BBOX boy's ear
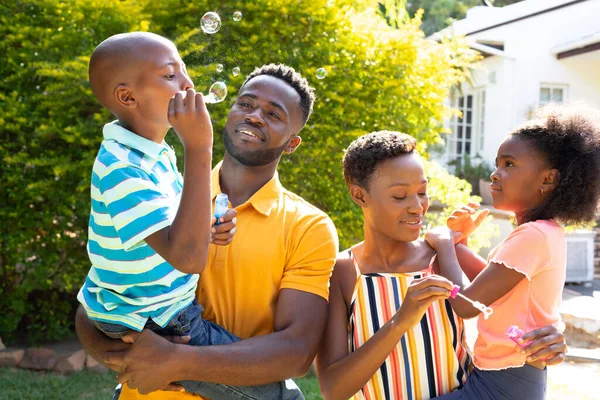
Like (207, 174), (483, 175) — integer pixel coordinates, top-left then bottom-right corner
(541, 168), (560, 193)
(115, 84), (137, 108)
(349, 184), (369, 208)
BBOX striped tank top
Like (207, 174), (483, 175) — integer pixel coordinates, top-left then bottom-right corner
(349, 251), (471, 400)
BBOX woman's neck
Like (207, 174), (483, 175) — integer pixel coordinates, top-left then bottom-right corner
(356, 225), (433, 274)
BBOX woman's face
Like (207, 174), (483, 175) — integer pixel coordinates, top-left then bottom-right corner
(361, 153), (429, 242)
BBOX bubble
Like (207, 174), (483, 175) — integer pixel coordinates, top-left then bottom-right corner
(201, 12), (221, 34)
(232, 67), (240, 76)
(216, 64), (224, 73)
(316, 68), (327, 79)
(233, 11), (242, 22)
(57, 27), (63, 31)
(205, 81), (228, 104)
(34, 52), (38, 56)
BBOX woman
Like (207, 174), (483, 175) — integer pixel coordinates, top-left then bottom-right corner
(316, 131), (567, 400)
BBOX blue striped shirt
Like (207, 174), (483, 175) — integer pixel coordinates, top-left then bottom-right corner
(77, 121), (198, 331)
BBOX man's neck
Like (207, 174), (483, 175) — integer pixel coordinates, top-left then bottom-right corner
(219, 153), (280, 207)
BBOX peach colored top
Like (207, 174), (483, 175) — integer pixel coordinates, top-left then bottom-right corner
(474, 220), (566, 370)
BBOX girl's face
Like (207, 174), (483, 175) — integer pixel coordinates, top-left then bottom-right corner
(490, 135), (552, 216)
(358, 153), (429, 242)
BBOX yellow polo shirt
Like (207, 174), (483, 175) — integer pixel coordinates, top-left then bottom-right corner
(119, 162), (338, 399)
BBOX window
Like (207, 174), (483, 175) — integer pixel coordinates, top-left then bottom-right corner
(540, 84), (567, 104)
(447, 89), (486, 161)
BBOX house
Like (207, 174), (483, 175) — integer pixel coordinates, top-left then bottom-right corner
(431, 0), (600, 282)
(431, 0), (600, 169)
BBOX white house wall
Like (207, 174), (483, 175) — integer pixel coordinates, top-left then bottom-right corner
(443, 0), (600, 168)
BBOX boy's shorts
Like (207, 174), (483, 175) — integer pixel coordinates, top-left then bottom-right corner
(93, 299), (204, 339)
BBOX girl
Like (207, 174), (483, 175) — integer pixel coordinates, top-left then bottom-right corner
(426, 104), (600, 399)
(316, 130), (567, 400)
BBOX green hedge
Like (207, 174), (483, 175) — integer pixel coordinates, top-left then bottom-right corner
(0, 0), (481, 342)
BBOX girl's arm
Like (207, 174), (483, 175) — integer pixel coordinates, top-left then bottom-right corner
(455, 243), (488, 281)
(316, 255), (452, 400)
(427, 228), (525, 319)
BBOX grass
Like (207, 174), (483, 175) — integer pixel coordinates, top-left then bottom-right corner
(0, 368), (323, 400)
(4, 363), (598, 399)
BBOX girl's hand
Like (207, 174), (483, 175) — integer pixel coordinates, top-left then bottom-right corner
(395, 275), (453, 328)
(447, 202), (490, 242)
(211, 208), (237, 246)
(517, 324), (567, 366)
(424, 227), (462, 250)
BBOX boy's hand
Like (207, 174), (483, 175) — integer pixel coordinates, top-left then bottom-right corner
(168, 89), (213, 149)
(211, 208), (237, 246)
(424, 227), (462, 250)
(447, 202), (489, 243)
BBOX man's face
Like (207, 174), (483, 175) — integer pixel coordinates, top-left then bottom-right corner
(223, 75), (304, 167)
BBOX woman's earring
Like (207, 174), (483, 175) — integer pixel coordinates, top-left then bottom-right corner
(540, 188), (544, 195)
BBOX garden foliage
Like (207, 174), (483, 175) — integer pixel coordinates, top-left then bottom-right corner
(0, 0), (484, 342)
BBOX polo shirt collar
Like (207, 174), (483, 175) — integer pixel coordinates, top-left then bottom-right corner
(211, 161), (282, 216)
(103, 120), (168, 160)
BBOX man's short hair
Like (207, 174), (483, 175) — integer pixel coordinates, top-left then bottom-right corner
(243, 64), (315, 125)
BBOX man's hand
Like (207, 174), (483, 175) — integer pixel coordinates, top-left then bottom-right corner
(447, 202), (490, 244)
(516, 324), (567, 366)
(105, 330), (190, 394)
(169, 89), (213, 150)
(211, 208), (237, 246)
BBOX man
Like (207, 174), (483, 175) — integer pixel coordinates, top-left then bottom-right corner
(75, 64), (339, 399)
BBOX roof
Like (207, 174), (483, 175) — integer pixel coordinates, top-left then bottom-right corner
(429, 0), (590, 40)
(552, 31), (600, 59)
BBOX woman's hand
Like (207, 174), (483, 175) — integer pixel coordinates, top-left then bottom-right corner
(395, 275), (454, 328)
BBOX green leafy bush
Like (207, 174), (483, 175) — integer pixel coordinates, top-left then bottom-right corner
(0, 0), (483, 342)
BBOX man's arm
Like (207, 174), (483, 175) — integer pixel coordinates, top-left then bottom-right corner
(106, 289), (328, 394)
(75, 305), (130, 371)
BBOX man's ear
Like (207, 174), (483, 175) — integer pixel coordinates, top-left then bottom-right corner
(540, 168), (560, 193)
(349, 184), (369, 208)
(114, 84), (137, 108)
(284, 135), (302, 154)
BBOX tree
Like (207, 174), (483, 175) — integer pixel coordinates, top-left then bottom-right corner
(400, 0), (524, 36)
(0, 0), (481, 342)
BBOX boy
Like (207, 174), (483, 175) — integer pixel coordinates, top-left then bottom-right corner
(77, 32), (302, 399)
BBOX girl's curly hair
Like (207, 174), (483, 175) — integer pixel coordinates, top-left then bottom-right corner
(512, 103), (600, 224)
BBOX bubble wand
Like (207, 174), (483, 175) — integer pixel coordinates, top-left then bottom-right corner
(450, 285), (494, 320)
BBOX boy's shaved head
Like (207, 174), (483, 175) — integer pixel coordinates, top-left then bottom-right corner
(89, 32), (177, 110)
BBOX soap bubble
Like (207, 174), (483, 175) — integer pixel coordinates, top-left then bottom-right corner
(201, 12), (221, 34)
(205, 82), (228, 104)
(232, 67), (240, 76)
(233, 11), (242, 22)
(216, 64), (224, 73)
(316, 68), (327, 79)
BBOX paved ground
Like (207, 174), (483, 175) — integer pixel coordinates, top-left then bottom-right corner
(547, 360), (600, 400)
(563, 280), (600, 299)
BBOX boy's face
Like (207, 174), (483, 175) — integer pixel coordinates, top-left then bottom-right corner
(131, 41), (193, 130)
